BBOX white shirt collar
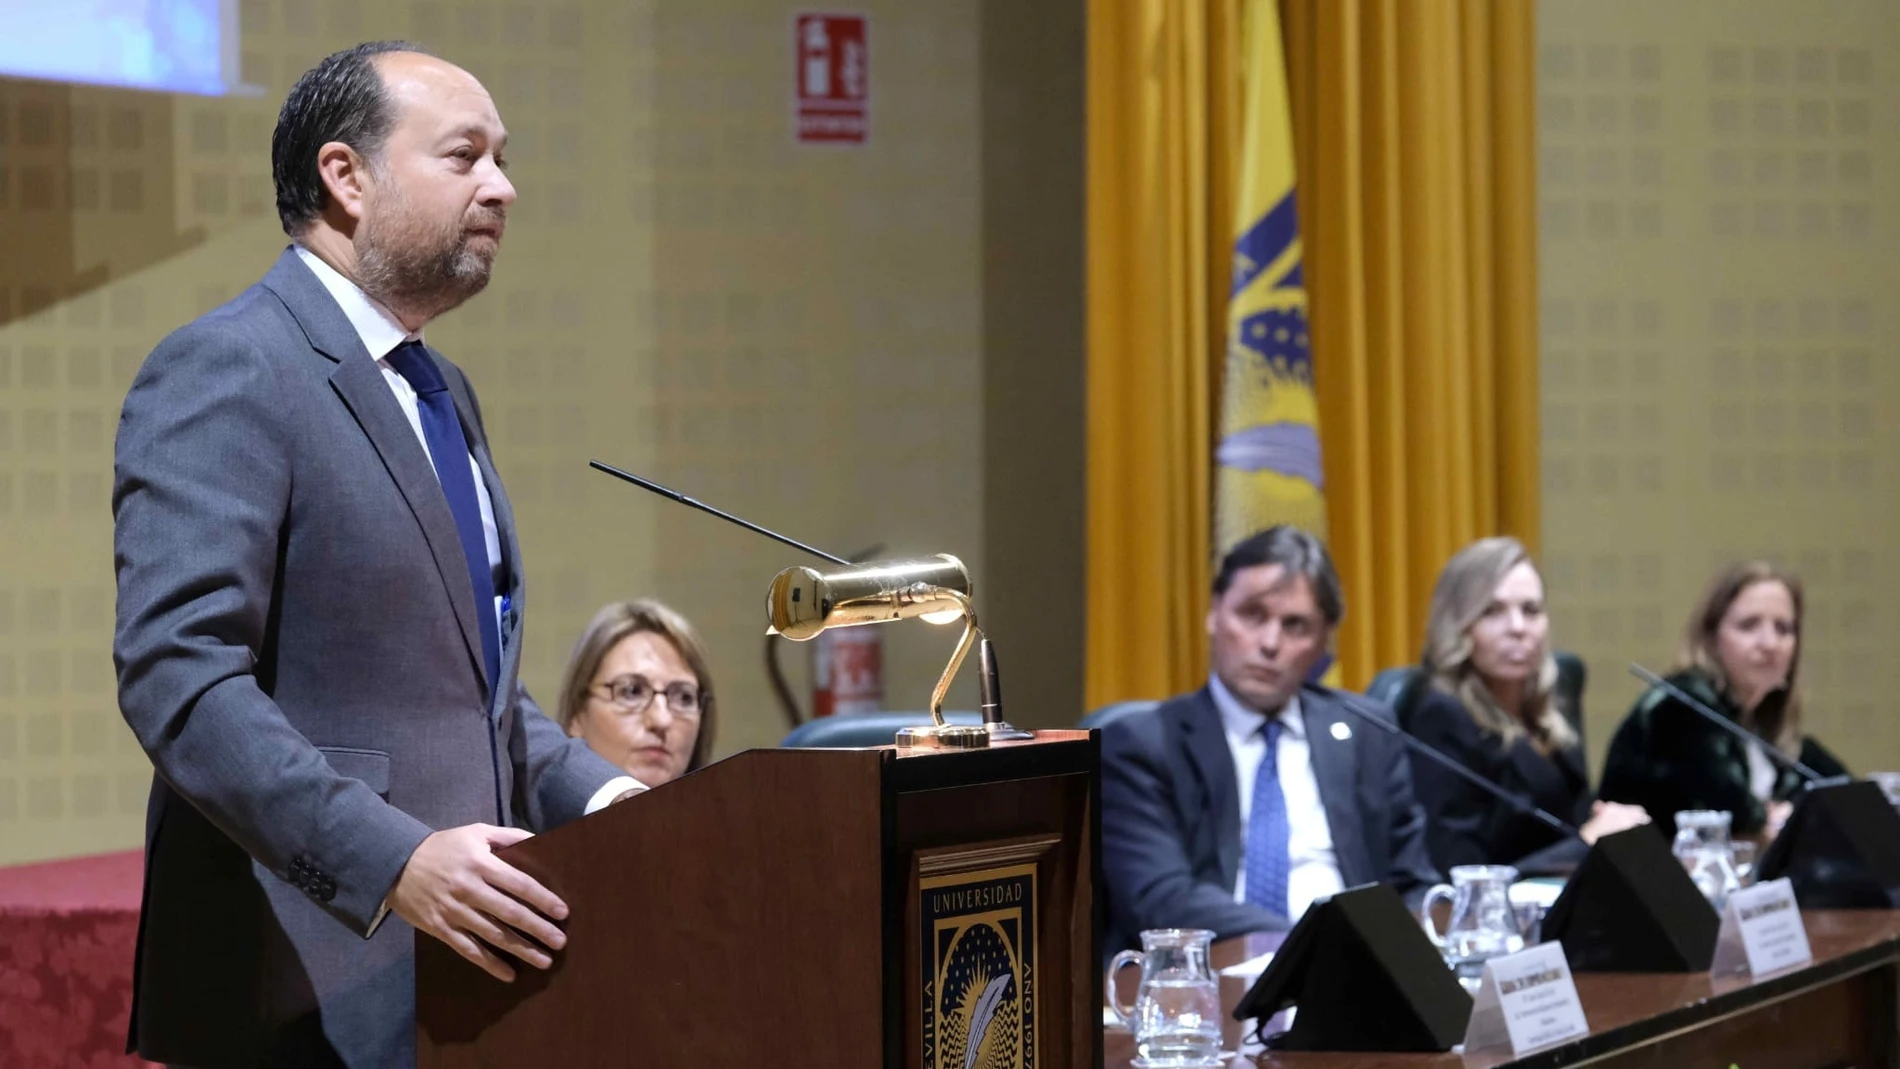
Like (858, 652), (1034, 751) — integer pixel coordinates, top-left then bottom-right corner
(1208, 673), (1304, 739)
(292, 244), (419, 360)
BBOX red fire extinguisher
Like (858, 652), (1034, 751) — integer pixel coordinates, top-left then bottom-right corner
(767, 545), (886, 726)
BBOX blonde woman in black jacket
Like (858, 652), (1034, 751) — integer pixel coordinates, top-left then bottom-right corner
(1409, 538), (1649, 874)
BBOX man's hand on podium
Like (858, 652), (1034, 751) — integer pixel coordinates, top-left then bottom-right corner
(610, 786), (647, 805)
(389, 823), (569, 983)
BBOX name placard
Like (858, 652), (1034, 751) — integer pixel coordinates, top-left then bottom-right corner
(1462, 942), (1590, 1057)
(1712, 878), (1812, 978)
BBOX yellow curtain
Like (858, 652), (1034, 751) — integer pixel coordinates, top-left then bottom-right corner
(1279, 0), (1540, 686)
(1084, 0), (1238, 709)
(1085, 0), (1538, 704)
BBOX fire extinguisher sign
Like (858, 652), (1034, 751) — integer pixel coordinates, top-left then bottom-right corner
(794, 12), (868, 145)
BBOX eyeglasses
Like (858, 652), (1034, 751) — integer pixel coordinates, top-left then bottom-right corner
(594, 675), (704, 717)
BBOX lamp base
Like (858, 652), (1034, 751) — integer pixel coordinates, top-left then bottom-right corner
(894, 724), (991, 750)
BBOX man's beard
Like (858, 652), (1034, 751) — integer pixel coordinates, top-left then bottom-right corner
(355, 184), (503, 324)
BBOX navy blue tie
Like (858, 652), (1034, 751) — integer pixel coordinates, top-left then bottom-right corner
(384, 341), (501, 698)
(1244, 718), (1291, 919)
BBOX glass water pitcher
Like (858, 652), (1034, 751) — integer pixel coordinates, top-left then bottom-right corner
(1672, 808), (1741, 910)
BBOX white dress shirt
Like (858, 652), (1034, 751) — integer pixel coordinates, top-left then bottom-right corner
(1208, 674), (1345, 923)
(295, 246), (641, 816)
(1745, 739), (1778, 803)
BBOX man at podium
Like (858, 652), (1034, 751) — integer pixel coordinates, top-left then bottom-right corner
(1100, 526), (1438, 951)
(111, 42), (639, 1068)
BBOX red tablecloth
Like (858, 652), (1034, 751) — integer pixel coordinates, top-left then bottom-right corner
(0, 849), (157, 1068)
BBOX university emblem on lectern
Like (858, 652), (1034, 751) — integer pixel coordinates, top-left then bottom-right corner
(920, 863), (1037, 1069)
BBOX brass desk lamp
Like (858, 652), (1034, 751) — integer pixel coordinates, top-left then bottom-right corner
(766, 555), (1032, 749)
(589, 461), (1032, 749)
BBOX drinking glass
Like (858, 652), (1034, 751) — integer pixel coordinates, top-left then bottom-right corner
(1730, 840), (1758, 887)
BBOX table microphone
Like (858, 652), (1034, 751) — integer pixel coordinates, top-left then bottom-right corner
(1626, 664), (1824, 784)
(1328, 695), (1582, 840)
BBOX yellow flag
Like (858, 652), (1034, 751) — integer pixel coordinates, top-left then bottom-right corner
(1217, 0), (1324, 553)
(1218, 2), (1338, 684)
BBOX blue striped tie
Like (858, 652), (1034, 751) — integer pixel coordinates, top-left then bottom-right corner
(1244, 718), (1291, 919)
(384, 341), (501, 698)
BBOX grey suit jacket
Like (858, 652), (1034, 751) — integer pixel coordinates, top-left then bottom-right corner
(1100, 683), (1440, 952)
(112, 247), (627, 1068)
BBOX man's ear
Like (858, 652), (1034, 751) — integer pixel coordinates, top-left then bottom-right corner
(315, 141), (371, 223)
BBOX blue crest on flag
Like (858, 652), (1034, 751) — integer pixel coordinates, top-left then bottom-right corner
(1221, 190), (1318, 488)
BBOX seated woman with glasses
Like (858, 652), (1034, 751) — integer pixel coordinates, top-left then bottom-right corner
(556, 599), (718, 787)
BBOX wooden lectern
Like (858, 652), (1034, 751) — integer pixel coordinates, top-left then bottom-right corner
(417, 730), (1101, 1068)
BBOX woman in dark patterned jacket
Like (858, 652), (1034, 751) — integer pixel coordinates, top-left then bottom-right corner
(1600, 560), (1848, 836)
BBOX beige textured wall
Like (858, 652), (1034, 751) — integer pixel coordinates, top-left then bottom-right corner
(0, 0), (986, 866)
(1537, 0), (1900, 776)
(979, 0), (1085, 734)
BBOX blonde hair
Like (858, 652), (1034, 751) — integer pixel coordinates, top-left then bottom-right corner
(1674, 560), (1803, 755)
(1422, 537), (1575, 750)
(556, 599), (718, 771)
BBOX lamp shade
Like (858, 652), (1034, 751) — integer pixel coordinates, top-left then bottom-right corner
(766, 554), (973, 640)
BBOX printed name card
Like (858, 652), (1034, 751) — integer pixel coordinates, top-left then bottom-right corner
(1712, 878), (1812, 978)
(1462, 942), (1590, 1057)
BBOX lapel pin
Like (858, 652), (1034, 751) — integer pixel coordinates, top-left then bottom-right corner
(1330, 721), (1352, 741)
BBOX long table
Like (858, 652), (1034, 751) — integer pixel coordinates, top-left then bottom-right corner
(1107, 911), (1900, 1068)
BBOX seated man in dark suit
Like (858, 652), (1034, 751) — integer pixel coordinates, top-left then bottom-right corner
(1102, 525), (1439, 950)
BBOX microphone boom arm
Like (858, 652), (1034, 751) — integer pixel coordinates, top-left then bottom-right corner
(1331, 697), (1581, 840)
(589, 460), (851, 566)
(1627, 664), (1824, 783)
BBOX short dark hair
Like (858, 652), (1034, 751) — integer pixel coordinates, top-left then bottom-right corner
(1212, 525), (1345, 625)
(271, 40), (433, 236)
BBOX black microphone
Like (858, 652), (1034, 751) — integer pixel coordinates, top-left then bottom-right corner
(1329, 696), (1582, 840)
(589, 460), (851, 566)
(1627, 664), (1824, 784)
